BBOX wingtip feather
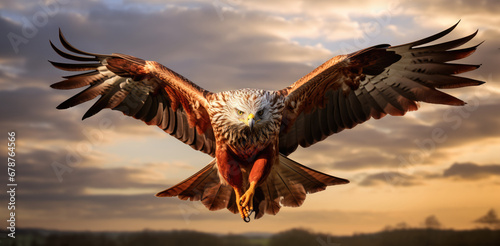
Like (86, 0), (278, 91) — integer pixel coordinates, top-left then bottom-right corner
(58, 29), (104, 58)
(155, 191), (170, 197)
(49, 82), (60, 89)
(56, 103), (68, 110)
(390, 21), (463, 50)
(81, 111), (94, 120)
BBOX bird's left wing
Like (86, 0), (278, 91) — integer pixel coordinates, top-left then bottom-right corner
(279, 22), (484, 156)
(50, 30), (216, 157)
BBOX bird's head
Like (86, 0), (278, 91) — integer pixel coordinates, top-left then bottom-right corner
(211, 89), (284, 138)
(228, 89), (279, 131)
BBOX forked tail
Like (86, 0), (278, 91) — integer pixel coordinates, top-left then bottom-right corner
(156, 154), (349, 219)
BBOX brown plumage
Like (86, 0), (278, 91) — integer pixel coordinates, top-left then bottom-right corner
(50, 22), (483, 222)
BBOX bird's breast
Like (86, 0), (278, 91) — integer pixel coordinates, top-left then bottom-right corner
(228, 131), (272, 161)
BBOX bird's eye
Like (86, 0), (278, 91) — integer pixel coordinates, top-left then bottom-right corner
(257, 110), (264, 116)
(237, 110), (244, 115)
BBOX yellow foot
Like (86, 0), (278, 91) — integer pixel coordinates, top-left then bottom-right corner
(239, 182), (256, 222)
(234, 189), (247, 221)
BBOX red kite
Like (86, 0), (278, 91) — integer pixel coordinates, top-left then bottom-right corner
(50, 22), (483, 222)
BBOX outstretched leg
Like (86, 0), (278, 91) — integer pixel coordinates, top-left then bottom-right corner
(216, 147), (249, 221)
(239, 145), (275, 219)
(234, 188), (252, 221)
(240, 181), (257, 217)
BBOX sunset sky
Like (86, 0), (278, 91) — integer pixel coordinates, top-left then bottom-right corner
(1, 0), (499, 236)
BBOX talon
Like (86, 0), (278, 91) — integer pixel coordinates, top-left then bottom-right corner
(235, 189), (247, 220)
(239, 182), (256, 215)
(234, 182), (257, 222)
(243, 216), (250, 223)
(241, 206), (253, 223)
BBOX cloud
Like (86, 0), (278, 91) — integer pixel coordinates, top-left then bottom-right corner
(23, 193), (196, 221)
(358, 171), (422, 187)
(330, 151), (395, 170)
(1, 149), (168, 195)
(357, 162), (500, 187)
(402, 0), (500, 18)
(0, 88), (84, 142)
(443, 162), (500, 180)
(0, 147), (203, 223)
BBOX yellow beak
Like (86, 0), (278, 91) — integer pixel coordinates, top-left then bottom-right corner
(246, 113), (255, 130)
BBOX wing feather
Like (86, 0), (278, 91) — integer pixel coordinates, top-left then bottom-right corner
(372, 79), (406, 115)
(133, 95), (153, 120)
(318, 100), (331, 137)
(57, 29), (106, 58)
(399, 62), (480, 75)
(145, 95), (160, 124)
(311, 108), (325, 141)
(347, 91), (369, 123)
(50, 40), (97, 62)
(50, 30), (216, 157)
(343, 92), (358, 126)
(399, 46), (480, 63)
(409, 29), (477, 52)
(324, 91), (336, 134)
(55, 78), (109, 110)
(391, 20), (460, 48)
(51, 73), (105, 90)
(82, 82), (124, 119)
(279, 22), (483, 156)
(49, 61), (102, 71)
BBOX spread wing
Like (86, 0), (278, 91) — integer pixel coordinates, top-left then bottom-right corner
(279, 22), (484, 156)
(50, 30), (216, 157)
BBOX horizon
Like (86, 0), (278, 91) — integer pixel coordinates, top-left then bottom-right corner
(3, 227), (499, 246)
(4, 223), (500, 235)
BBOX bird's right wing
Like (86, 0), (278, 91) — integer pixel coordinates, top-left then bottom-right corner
(50, 30), (216, 157)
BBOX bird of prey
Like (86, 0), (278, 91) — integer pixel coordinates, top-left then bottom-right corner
(50, 22), (483, 222)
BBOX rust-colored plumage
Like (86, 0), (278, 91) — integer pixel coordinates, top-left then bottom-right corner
(50, 22), (484, 222)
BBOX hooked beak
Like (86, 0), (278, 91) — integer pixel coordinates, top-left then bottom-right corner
(246, 113), (255, 130)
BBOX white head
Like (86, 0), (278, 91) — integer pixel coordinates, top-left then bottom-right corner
(209, 89), (284, 145)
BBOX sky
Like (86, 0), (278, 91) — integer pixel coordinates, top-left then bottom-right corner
(0, 0), (499, 237)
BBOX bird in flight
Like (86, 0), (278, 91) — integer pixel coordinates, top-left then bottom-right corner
(50, 22), (483, 222)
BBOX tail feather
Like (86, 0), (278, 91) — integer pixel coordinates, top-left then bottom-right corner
(257, 180), (281, 217)
(156, 159), (238, 213)
(252, 154), (349, 219)
(273, 170), (307, 207)
(279, 154), (349, 192)
(226, 190), (238, 214)
(156, 155), (349, 219)
(200, 183), (233, 211)
(156, 159), (217, 200)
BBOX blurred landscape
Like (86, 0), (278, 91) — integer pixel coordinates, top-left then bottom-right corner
(1, 227), (499, 246)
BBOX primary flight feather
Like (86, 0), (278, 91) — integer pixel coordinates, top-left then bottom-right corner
(50, 22), (483, 222)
